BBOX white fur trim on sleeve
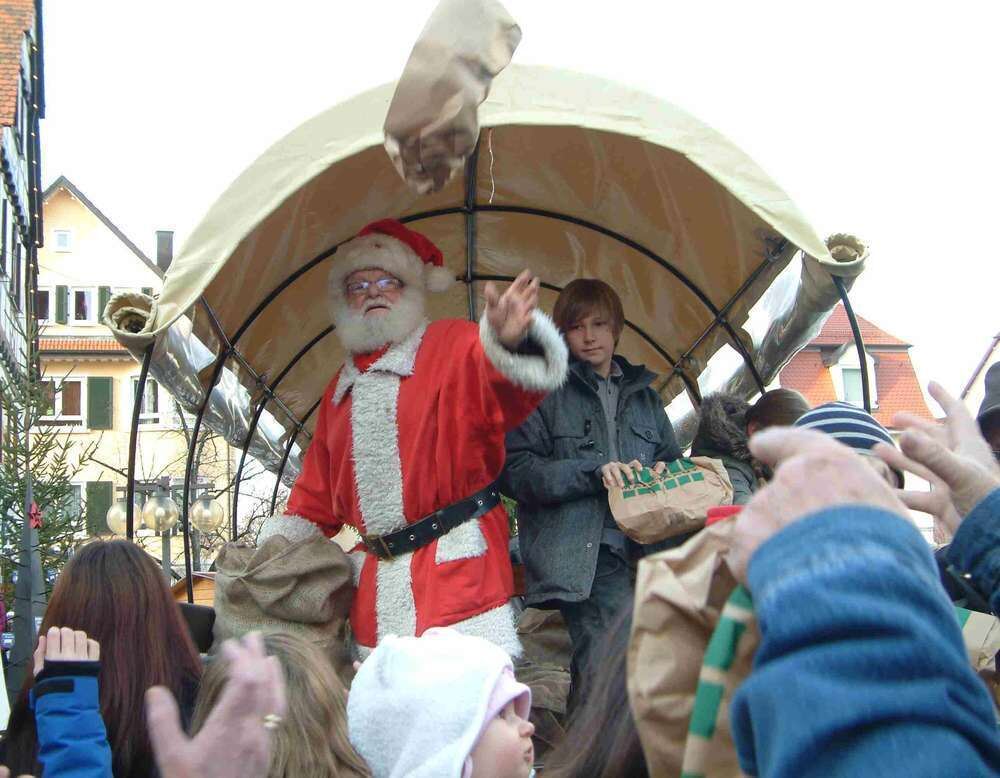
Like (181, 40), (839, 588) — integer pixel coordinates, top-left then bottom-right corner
(479, 309), (568, 393)
(257, 513), (323, 545)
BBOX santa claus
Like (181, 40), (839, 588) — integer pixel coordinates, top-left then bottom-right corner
(258, 219), (567, 657)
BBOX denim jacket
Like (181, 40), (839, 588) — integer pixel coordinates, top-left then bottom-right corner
(731, 506), (1000, 777)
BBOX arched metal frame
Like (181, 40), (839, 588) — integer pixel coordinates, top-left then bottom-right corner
(125, 155), (870, 600)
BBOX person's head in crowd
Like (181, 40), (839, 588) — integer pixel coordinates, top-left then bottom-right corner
(3, 539), (203, 778)
(691, 389), (811, 492)
(794, 401), (904, 487)
(348, 629), (534, 778)
(553, 279), (624, 378)
(192, 632), (369, 778)
(977, 361), (1000, 459)
(745, 388), (811, 434)
(542, 606), (647, 778)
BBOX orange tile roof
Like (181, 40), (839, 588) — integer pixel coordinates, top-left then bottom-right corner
(779, 350), (837, 405)
(872, 351), (934, 424)
(779, 347), (934, 427)
(811, 303), (910, 347)
(39, 337), (129, 354)
(0, 1), (33, 127)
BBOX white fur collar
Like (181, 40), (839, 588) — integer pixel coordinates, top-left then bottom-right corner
(332, 320), (429, 405)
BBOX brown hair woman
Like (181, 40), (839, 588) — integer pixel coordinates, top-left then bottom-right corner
(1, 539), (203, 777)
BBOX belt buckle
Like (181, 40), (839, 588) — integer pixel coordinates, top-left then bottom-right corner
(365, 534), (394, 560)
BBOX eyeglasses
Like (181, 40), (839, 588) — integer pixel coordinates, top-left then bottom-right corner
(345, 277), (403, 297)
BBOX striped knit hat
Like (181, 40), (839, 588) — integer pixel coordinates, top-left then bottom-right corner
(793, 401), (902, 486)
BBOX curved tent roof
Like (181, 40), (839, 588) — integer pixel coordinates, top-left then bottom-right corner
(107, 63), (858, 476)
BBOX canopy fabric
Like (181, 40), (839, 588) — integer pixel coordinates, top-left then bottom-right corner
(110, 64), (854, 448)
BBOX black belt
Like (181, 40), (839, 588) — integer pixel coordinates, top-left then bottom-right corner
(361, 480), (502, 560)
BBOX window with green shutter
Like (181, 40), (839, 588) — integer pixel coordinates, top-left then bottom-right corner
(98, 286), (111, 321)
(85, 481), (113, 535)
(86, 376), (113, 430)
(55, 285), (68, 324)
(141, 286), (153, 297)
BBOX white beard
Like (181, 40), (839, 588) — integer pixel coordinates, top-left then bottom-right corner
(332, 287), (426, 354)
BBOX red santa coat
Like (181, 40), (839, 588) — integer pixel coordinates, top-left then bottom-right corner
(275, 313), (567, 655)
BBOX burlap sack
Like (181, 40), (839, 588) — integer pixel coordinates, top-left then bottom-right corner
(515, 608), (572, 755)
(627, 519), (755, 778)
(213, 535), (355, 675)
(609, 458), (733, 544)
(383, 0), (521, 194)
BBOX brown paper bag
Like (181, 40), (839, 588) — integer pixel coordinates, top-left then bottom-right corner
(609, 457), (733, 544)
(383, 0), (521, 194)
(213, 535), (355, 676)
(957, 608), (1000, 672)
(627, 519), (755, 778)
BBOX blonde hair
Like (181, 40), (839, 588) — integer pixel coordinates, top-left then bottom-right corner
(192, 632), (370, 778)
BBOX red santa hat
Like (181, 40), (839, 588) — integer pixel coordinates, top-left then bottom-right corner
(331, 219), (455, 296)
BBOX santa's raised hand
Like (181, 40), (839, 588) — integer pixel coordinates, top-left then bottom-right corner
(484, 269), (540, 350)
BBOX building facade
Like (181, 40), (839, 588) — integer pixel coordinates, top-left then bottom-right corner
(36, 177), (235, 569)
(779, 303), (936, 538)
(0, 0), (43, 374)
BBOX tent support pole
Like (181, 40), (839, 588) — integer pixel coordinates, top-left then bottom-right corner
(231, 325), (336, 534)
(833, 275), (871, 413)
(464, 145), (480, 321)
(126, 345), (153, 540)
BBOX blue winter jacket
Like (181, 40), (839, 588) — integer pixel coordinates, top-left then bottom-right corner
(731, 504), (1000, 777)
(29, 660), (113, 777)
(942, 487), (1000, 615)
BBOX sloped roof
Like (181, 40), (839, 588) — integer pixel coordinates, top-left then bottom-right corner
(0, 1), (32, 127)
(873, 352), (934, 423)
(40, 337), (129, 354)
(810, 303), (910, 347)
(780, 343), (935, 427)
(43, 175), (163, 278)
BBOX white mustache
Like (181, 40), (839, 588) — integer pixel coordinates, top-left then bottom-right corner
(363, 297), (392, 313)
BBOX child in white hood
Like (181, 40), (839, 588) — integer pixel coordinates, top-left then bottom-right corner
(348, 628), (535, 778)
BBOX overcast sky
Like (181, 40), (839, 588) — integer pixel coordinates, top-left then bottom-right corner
(40, 0), (999, 400)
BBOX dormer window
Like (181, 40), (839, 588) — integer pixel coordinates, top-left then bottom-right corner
(831, 347), (878, 408)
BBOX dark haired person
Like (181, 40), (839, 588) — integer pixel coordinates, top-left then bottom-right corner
(691, 388), (811, 504)
(502, 278), (681, 708)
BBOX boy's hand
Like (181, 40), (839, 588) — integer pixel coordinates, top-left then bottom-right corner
(601, 461), (642, 489)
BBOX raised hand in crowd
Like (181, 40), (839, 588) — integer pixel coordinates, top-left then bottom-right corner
(727, 426), (910, 583)
(32, 625), (99, 676)
(146, 633), (286, 778)
(875, 381), (1000, 534)
(484, 269), (540, 349)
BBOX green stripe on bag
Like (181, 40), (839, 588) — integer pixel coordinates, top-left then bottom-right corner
(683, 585), (755, 778)
(689, 679), (725, 738)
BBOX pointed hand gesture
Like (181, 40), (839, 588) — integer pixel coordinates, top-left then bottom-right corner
(484, 270), (540, 350)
